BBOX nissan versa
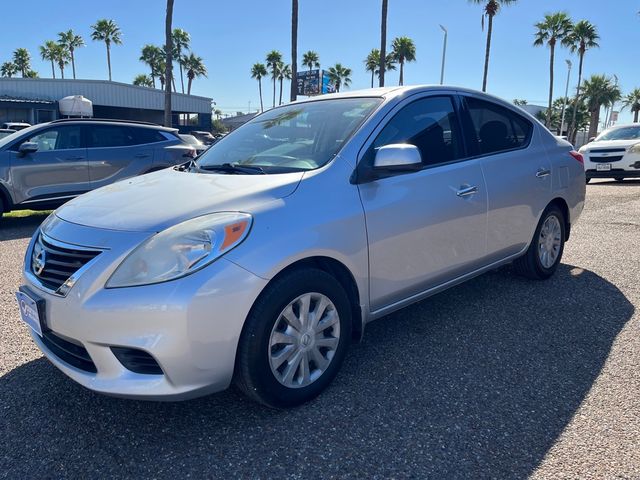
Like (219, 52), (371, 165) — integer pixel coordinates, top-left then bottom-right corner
(17, 86), (586, 408)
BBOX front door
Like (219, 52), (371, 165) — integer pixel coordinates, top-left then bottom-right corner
(9, 125), (90, 206)
(357, 95), (488, 312)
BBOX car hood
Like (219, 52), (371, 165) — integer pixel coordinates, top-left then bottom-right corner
(55, 168), (304, 232)
(582, 139), (638, 151)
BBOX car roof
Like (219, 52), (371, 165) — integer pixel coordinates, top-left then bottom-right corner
(44, 118), (177, 132)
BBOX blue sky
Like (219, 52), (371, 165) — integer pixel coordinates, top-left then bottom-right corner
(2, 0), (639, 122)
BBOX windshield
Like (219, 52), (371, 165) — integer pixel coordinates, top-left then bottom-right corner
(195, 98), (382, 173)
(596, 126), (640, 141)
(0, 131), (16, 140)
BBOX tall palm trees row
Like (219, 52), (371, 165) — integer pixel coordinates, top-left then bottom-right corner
(136, 29), (207, 95)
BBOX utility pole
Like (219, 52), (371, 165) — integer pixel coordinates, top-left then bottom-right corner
(439, 25), (447, 85)
(559, 59), (572, 136)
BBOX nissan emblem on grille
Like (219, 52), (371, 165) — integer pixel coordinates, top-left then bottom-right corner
(33, 249), (46, 276)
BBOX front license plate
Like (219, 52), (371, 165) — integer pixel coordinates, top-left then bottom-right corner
(596, 163), (611, 171)
(16, 290), (43, 337)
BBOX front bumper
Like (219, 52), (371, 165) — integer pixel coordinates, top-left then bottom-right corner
(22, 218), (268, 401)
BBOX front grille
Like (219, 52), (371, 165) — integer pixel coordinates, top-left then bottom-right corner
(589, 155), (624, 163)
(111, 347), (163, 375)
(41, 330), (97, 373)
(31, 234), (101, 293)
(588, 148), (627, 154)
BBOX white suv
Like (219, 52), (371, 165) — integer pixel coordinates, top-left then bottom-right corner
(579, 124), (640, 182)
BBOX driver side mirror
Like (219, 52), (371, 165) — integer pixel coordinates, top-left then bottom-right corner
(374, 144), (423, 171)
(18, 142), (39, 156)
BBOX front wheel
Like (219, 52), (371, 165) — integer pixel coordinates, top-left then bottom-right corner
(234, 268), (352, 408)
(514, 205), (566, 280)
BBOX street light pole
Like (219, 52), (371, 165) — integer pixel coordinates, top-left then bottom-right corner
(559, 59), (572, 136)
(439, 24), (447, 85)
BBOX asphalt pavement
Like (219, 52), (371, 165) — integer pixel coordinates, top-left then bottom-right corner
(1, 181), (639, 479)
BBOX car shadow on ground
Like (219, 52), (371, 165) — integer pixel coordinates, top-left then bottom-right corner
(0, 213), (48, 241)
(589, 179), (640, 187)
(0, 264), (633, 478)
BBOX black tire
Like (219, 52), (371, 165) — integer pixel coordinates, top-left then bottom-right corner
(513, 205), (566, 280)
(615, 177), (624, 182)
(234, 268), (352, 408)
(585, 178), (591, 184)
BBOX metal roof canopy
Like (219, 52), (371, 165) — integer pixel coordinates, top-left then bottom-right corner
(0, 78), (212, 114)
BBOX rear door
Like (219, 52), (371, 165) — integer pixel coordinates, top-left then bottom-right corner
(460, 95), (552, 261)
(86, 124), (156, 188)
(8, 125), (90, 206)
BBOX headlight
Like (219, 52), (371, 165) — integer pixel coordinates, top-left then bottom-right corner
(107, 212), (252, 288)
(629, 143), (640, 154)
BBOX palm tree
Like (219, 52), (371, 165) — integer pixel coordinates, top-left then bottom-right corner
(251, 63), (268, 112)
(302, 51), (320, 71)
(24, 70), (39, 78)
(164, 0), (174, 127)
(266, 50), (283, 108)
(172, 28), (190, 93)
(133, 74), (154, 87)
(0, 62), (18, 78)
(469, 0), (517, 92)
(327, 63), (352, 93)
(391, 36), (416, 86)
(533, 12), (574, 127)
(140, 44), (164, 88)
(57, 30), (84, 79)
(564, 20), (599, 142)
(365, 49), (396, 88)
(183, 53), (207, 95)
(582, 74), (622, 139)
(54, 44), (71, 79)
(39, 41), (58, 78)
(622, 88), (640, 123)
(290, 0), (298, 102)
(12, 48), (31, 77)
(278, 63), (292, 105)
(90, 19), (122, 81)
(379, 0), (388, 87)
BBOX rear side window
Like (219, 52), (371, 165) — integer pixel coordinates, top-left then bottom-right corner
(366, 96), (465, 167)
(131, 127), (169, 144)
(88, 125), (134, 148)
(465, 97), (532, 155)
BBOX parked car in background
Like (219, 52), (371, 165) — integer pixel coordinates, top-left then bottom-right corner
(179, 133), (208, 154)
(0, 129), (16, 139)
(2, 122), (31, 131)
(579, 124), (640, 182)
(190, 130), (216, 145)
(17, 86), (585, 408)
(0, 118), (196, 218)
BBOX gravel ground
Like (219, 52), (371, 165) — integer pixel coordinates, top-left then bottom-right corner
(1, 181), (639, 479)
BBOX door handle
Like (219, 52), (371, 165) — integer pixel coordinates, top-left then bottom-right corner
(536, 168), (551, 178)
(66, 156), (85, 161)
(135, 153), (150, 158)
(456, 185), (479, 197)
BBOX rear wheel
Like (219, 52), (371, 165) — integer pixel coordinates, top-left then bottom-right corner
(514, 205), (565, 280)
(234, 268), (352, 408)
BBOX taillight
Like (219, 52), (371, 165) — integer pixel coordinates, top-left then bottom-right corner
(569, 150), (583, 164)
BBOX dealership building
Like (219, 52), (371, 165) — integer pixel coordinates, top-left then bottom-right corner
(0, 78), (213, 131)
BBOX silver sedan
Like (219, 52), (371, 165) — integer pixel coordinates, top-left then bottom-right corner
(17, 86), (585, 407)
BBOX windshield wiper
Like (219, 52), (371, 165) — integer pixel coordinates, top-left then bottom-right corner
(196, 163), (266, 175)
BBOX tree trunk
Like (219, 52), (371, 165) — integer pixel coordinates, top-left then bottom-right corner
(379, 0), (388, 87)
(60, 64), (65, 79)
(279, 78), (283, 105)
(71, 49), (76, 79)
(588, 108), (599, 139)
(371, 70), (374, 88)
(546, 42), (555, 127)
(50, 60), (55, 79)
(188, 77), (193, 95)
(290, 0), (298, 102)
(180, 62), (185, 94)
(164, 0), (174, 127)
(106, 42), (112, 81)
(635, 110), (639, 123)
(399, 61), (404, 86)
(482, 13), (493, 92)
(258, 78), (264, 112)
(151, 74), (156, 89)
(273, 78), (276, 108)
(569, 51), (584, 143)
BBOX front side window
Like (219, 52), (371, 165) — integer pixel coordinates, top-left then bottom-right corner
(365, 96), (465, 167)
(465, 97), (533, 155)
(196, 98), (382, 173)
(25, 126), (83, 151)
